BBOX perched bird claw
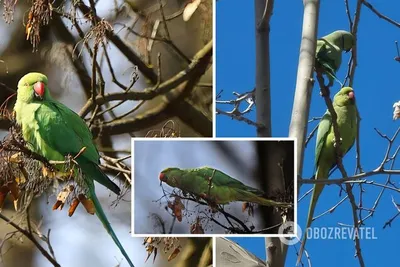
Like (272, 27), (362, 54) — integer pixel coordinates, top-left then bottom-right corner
(42, 166), (55, 178)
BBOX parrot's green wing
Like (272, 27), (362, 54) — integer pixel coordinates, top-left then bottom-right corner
(49, 101), (98, 161)
(315, 30), (354, 87)
(32, 102), (93, 157)
(315, 111), (332, 170)
(34, 100), (120, 194)
(297, 87), (357, 266)
(192, 167), (262, 193)
(316, 41), (340, 69)
(160, 167), (292, 208)
(315, 42), (340, 83)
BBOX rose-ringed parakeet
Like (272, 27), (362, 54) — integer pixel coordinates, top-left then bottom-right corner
(159, 167), (292, 208)
(14, 73), (134, 267)
(316, 30), (355, 87)
(297, 87), (357, 265)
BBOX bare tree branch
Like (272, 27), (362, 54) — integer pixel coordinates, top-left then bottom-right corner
(255, 0), (273, 137)
(0, 213), (60, 267)
(288, 0), (320, 181)
(363, 1), (400, 28)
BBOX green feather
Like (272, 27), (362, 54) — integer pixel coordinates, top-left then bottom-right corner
(85, 174), (133, 267)
(315, 30), (354, 86)
(14, 72), (133, 267)
(160, 166), (291, 208)
(297, 87), (357, 265)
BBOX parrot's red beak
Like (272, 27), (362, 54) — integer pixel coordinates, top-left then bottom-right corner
(33, 81), (45, 99)
(348, 91), (354, 99)
(159, 173), (166, 185)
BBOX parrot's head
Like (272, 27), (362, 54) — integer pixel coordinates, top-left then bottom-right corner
(335, 30), (355, 52)
(323, 30), (355, 52)
(159, 168), (181, 186)
(334, 87), (355, 107)
(17, 72), (50, 103)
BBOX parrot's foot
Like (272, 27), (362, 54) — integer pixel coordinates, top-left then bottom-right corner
(199, 193), (218, 212)
(62, 169), (74, 180)
(42, 166), (73, 180)
(332, 137), (343, 148)
(199, 193), (215, 203)
(42, 166), (56, 178)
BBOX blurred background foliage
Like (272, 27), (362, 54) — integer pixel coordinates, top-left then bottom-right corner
(0, 0), (213, 266)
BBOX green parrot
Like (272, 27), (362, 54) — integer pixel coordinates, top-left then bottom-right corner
(316, 30), (355, 86)
(297, 87), (357, 265)
(14, 73), (134, 267)
(159, 167), (292, 208)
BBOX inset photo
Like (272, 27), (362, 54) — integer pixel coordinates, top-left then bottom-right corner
(132, 138), (296, 235)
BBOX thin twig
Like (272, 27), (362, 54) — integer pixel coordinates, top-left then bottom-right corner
(0, 213), (60, 267)
(363, 1), (400, 28)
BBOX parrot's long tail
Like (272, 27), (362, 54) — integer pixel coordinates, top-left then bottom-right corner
(240, 190), (292, 208)
(76, 158), (120, 195)
(88, 185), (135, 267)
(320, 62), (343, 86)
(255, 196), (292, 208)
(296, 168), (328, 266)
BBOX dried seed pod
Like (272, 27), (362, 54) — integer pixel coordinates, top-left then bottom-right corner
(242, 202), (249, 213)
(78, 194), (95, 215)
(190, 217), (204, 234)
(52, 200), (63, 211)
(68, 198), (80, 217)
(0, 186), (9, 208)
(168, 247), (180, 261)
(145, 245), (156, 263)
(7, 181), (19, 200)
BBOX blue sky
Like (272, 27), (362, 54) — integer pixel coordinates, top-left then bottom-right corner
(228, 237), (266, 260)
(217, 0), (400, 266)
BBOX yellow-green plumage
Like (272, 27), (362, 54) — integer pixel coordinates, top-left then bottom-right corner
(316, 30), (355, 86)
(297, 87), (357, 265)
(14, 72), (134, 267)
(160, 167), (291, 208)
